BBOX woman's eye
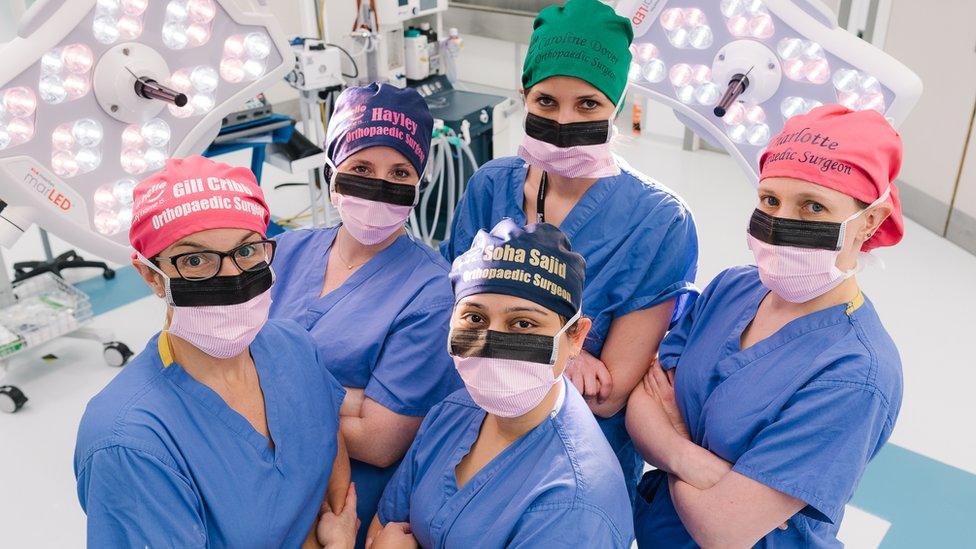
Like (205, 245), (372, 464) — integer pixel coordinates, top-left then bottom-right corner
(804, 202), (826, 214)
(351, 165), (370, 175)
(393, 169), (410, 179)
(513, 319), (537, 330)
(537, 96), (556, 107)
(461, 313), (484, 325)
(178, 253), (213, 270)
(761, 196), (780, 207)
(237, 245), (255, 258)
(580, 99), (599, 110)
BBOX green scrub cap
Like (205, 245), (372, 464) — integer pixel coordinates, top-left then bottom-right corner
(521, 0), (634, 105)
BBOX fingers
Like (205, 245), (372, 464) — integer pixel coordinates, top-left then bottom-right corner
(342, 482), (357, 514)
(568, 369), (585, 395)
(582, 367), (599, 397)
(595, 364), (613, 403)
(642, 369), (655, 396)
(649, 361), (670, 388)
(644, 367), (665, 404)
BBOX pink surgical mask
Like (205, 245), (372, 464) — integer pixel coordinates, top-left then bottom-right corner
(747, 235), (859, 303)
(335, 194), (414, 246)
(168, 290), (272, 359)
(518, 136), (620, 179)
(449, 311), (580, 418)
(328, 166), (419, 246)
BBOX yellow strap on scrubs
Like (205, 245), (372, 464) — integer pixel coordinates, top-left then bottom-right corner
(158, 331), (175, 367)
(846, 291), (865, 316)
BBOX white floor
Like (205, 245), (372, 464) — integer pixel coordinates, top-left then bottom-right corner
(1, 129), (974, 547)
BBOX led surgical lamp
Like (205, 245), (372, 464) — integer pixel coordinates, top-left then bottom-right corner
(615, 0), (922, 182)
(0, 0), (291, 264)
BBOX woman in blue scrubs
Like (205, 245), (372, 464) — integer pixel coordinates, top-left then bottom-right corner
(368, 219), (634, 549)
(626, 106), (905, 547)
(270, 84), (461, 546)
(74, 157), (356, 548)
(440, 0), (698, 497)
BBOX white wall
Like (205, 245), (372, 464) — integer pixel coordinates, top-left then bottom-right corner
(879, 0), (976, 233)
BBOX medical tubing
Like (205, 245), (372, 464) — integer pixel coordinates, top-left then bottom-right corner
(449, 139), (459, 229)
(430, 136), (451, 245)
(419, 135), (444, 243)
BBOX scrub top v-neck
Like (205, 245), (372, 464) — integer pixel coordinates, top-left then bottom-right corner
(75, 319), (346, 548)
(378, 380), (635, 548)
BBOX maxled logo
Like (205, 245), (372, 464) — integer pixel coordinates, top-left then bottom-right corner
(23, 167), (72, 212)
(617, 0), (666, 38)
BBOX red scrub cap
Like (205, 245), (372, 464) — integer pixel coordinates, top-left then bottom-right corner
(129, 156), (270, 259)
(759, 104), (904, 251)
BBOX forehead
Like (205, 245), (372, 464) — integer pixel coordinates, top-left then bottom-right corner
(162, 228), (259, 254)
(759, 177), (848, 202)
(457, 293), (555, 315)
(529, 76), (607, 100)
(342, 146), (411, 166)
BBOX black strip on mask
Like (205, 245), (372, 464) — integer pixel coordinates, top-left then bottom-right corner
(525, 113), (610, 148)
(449, 329), (554, 365)
(748, 209), (843, 251)
(168, 265), (273, 307)
(333, 172), (416, 206)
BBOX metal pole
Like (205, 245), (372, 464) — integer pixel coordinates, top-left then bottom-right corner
(863, 0), (881, 44)
(0, 249), (14, 308)
(838, 0), (853, 30)
(300, 92), (325, 227)
(39, 229), (53, 261)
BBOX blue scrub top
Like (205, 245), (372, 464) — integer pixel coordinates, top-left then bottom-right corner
(74, 320), (345, 548)
(270, 226), (462, 546)
(634, 266), (903, 548)
(378, 379), (635, 548)
(440, 155), (699, 495)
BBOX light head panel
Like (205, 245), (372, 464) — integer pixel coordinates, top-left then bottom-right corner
(617, 0), (922, 183)
(0, 0), (290, 263)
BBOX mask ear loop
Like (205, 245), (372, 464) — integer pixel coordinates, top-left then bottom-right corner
(548, 309), (582, 365)
(137, 253), (176, 306)
(324, 158), (339, 196)
(605, 87), (629, 144)
(835, 186), (893, 251)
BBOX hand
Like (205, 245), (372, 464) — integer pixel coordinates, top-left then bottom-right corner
(340, 388), (365, 418)
(643, 359), (690, 440)
(317, 483), (359, 549)
(366, 522), (418, 549)
(564, 351), (613, 404)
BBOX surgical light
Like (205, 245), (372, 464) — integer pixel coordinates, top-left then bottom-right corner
(0, 0), (290, 263)
(616, 0), (922, 182)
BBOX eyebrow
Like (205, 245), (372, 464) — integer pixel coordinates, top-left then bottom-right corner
(505, 306), (548, 315)
(169, 232), (259, 253)
(577, 94), (598, 100)
(794, 192), (829, 203)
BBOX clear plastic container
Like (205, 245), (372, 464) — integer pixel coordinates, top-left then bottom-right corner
(0, 273), (93, 359)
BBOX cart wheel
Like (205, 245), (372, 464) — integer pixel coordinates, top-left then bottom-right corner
(104, 342), (133, 367)
(103, 268), (116, 280)
(0, 385), (28, 413)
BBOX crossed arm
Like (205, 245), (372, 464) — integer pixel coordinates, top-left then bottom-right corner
(626, 363), (804, 547)
(566, 300), (675, 418)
